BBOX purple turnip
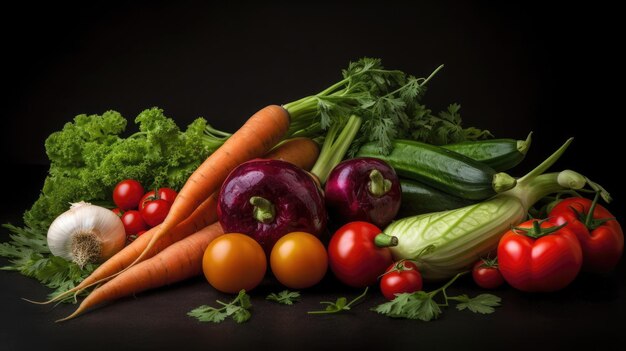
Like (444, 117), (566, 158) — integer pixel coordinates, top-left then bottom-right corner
(324, 157), (401, 228)
(217, 159), (327, 253)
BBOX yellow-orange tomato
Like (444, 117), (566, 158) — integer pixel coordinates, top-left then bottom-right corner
(202, 233), (267, 293)
(270, 232), (328, 289)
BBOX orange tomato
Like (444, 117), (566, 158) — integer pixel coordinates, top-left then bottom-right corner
(270, 232), (328, 289)
(202, 233), (267, 293)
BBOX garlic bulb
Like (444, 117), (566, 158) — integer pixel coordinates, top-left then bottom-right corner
(47, 202), (126, 268)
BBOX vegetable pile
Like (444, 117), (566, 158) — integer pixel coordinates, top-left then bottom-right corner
(1, 57), (622, 325)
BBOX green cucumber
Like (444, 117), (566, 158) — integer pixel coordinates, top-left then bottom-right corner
(442, 132), (532, 171)
(356, 139), (516, 200)
(398, 179), (476, 217)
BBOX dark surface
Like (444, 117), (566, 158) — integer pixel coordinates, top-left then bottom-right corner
(2, 1), (625, 350)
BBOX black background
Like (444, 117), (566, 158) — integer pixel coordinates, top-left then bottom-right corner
(2, 1), (624, 350)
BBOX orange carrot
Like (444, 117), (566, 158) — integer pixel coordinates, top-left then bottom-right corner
(103, 105), (290, 283)
(58, 222), (225, 322)
(265, 137), (319, 171)
(42, 137), (318, 306)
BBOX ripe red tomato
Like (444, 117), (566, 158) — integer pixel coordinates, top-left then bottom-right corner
(498, 219), (582, 292)
(472, 258), (504, 289)
(113, 179), (145, 210)
(327, 221), (397, 288)
(139, 188), (178, 209)
(549, 196), (623, 272)
(380, 260), (423, 300)
(140, 199), (171, 227)
(121, 210), (149, 236)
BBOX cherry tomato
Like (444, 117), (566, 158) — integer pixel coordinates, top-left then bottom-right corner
(380, 260), (423, 300)
(121, 210), (149, 236)
(202, 233), (267, 293)
(498, 219), (582, 292)
(472, 258), (504, 289)
(140, 199), (171, 227)
(139, 188), (178, 209)
(549, 195), (624, 272)
(327, 221), (397, 288)
(111, 208), (124, 218)
(113, 179), (145, 210)
(270, 232), (328, 289)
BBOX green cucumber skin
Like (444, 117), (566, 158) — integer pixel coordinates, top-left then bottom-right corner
(398, 179), (476, 217)
(442, 139), (524, 171)
(356, 140), (497, 200)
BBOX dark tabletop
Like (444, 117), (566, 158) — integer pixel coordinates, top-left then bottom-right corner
(2, 2), (624, 350)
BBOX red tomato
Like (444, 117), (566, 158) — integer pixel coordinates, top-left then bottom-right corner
(380, 260), (423, 300)
(472, 258), (504, 289)
(140, 199), (171, 227)
(111, 208), (124, 218)
(113, 179), (145, 210)
(139, 187), (178, 209)
(327, 221), (397, 288)
(497, 219), (582, 292)
(549, 196), (623, 272)
(121, 210), (149, 236)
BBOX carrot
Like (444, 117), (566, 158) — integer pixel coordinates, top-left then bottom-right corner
(38, 136), (317, 306)
(96, 105), (290, 285)
(57, 222), (225, 322)
(57, 137), (319, 321)
(265, 137), (320, 171)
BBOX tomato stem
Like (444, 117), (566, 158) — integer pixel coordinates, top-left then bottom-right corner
(374, 233), (398, 248)
(512, 219), (568, 239)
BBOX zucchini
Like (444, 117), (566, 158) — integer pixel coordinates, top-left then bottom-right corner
(356, 139), (516, 200)
(398, 179), (476, 217)
(441, 132), (532, 171)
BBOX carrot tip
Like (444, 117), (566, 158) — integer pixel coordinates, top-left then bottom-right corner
(55, 309), (82, 323)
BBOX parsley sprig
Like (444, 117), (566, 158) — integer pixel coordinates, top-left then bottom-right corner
(188, 290), (252, 324)
(372, 273), (501, 321)
(266, 290), (301, 305)
(308, 287), (369, 314)
(0, 223), (94, 300)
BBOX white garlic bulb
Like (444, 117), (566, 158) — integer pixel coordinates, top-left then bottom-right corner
(47, 202), (126, 268)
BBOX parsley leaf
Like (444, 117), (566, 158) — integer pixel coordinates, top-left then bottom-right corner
(188, 290), (252, 324)
(308, 287), (368, 314)
(266, 290), (301, 305)
(452, 294), (501, 314)
(372, 291), (442, 321)
(0, 223), (95, 301)
(372, 273), (501, 321)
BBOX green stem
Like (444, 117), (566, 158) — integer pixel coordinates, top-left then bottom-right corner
(517, 131), (533, 155)
(250, 196), (275, 224)
(310, 115), (363, 183)
(431, 271), (467, 305)
(493, 173), (517, 193)
(419, 64), (444, 86)
(584, 191), (601, 228)
(517, 138), (574, 184)
(374, 233), (398, 248)
(368, 169), (392, 196)
(509, 170), (587, 211)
